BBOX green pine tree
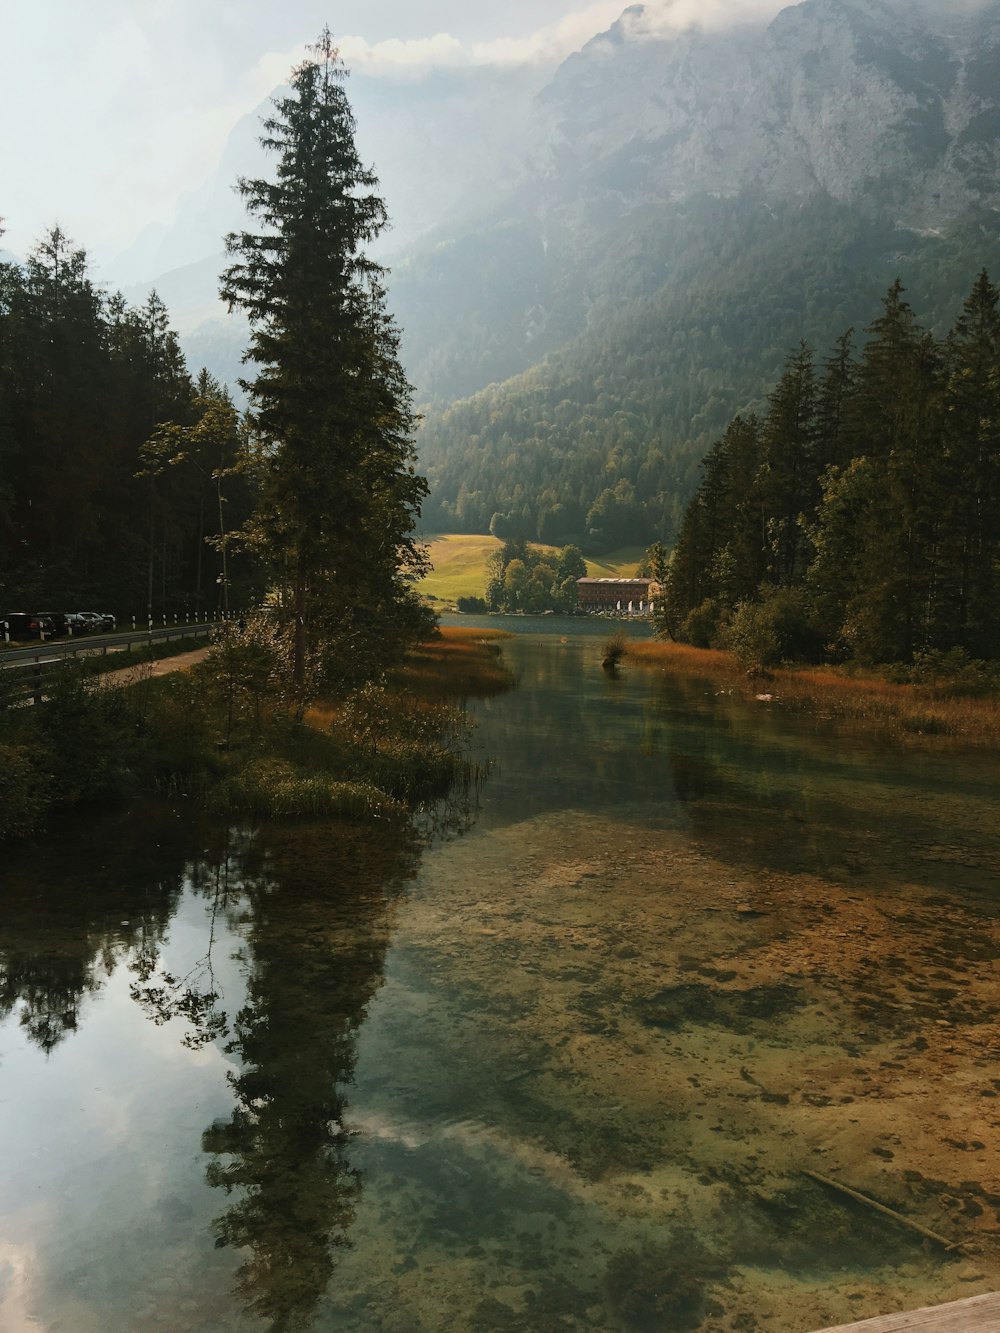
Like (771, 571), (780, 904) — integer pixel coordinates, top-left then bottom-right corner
(221, 30), (430, 692)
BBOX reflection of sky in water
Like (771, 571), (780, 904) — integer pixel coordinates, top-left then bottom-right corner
(0, 625), (999, 1331)
(0, 884), (246, 1330)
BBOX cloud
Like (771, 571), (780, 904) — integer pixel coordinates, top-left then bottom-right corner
(256, 0), (795, 81)
(627, 0), (790, 37)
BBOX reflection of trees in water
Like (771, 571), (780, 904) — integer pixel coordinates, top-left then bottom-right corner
(0, 804), (195, 1052)
(128, 833), (245, 1050)
(200, 824), (421, 1330)
(1, 784), (477, 1325)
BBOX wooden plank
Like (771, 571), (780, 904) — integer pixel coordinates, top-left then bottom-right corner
(810, 1290), (1000, 1331)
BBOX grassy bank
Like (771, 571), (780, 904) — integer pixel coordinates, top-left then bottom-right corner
(417, 533), (644, 605)
(0, 625), (515, 841)
(623, 639), (1000, 745)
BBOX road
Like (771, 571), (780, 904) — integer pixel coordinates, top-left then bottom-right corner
(0, 623), (217, 668)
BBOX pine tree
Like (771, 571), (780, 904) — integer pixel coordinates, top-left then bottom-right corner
(756, 344), (818, 587)
(815, 329), (856, 473)
(221, 30), (430, 691)
(940, 270), (1000, 655)
(844, 281), (944, 660)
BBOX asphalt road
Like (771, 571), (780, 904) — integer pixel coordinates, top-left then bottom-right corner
(0, 623), (217, 668)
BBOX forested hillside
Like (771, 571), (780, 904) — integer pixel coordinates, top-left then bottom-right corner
(414, 193), (1000, 551)
(0, 228), (254, 613)
(404, 0), (1000, 549)
(657, 271), (1000, 664)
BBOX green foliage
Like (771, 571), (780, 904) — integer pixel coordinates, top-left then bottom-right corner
(221, 31), (430, 693)
(414, 193), (1000, 555)
(0, 231), (257, 615)
(484, 539), (582, 613)
(0, 742), (53, 840)
(455, 595), (488, 613)
(208, 759), (404, 822)
(666, 271), (1000, 666)
(678, 597), (728, 650)
(722, 587), (822, 672)
(894, 647), (1000, 696)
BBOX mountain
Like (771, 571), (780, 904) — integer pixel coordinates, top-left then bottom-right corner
(109, 60), (549, 297)
(409, 0), (1000, 546)
(104, 0), (1000, 552)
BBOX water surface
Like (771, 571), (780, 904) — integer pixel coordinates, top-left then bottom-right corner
(1, 619), (998, 1330)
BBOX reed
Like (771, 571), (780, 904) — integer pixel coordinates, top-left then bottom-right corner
(390, 625), (517, 700)
(626, 640), (1000, 744)
(600, 631), (629, 671)
(207, 758), (405, 822)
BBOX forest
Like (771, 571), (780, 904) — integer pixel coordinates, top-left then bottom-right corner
(0, 225), (255, 617)
(655, 272), (1000, 667)
(413, 193), (1000, 555)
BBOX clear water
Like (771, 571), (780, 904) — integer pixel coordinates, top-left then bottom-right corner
(1, 620), (998, 1331)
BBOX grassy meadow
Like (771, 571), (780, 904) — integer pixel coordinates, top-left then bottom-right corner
(417, 533), (645, 605)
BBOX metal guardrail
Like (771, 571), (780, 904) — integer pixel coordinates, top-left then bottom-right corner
(0, 623), (218, 707)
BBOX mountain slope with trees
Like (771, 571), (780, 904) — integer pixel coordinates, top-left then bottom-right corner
(405, 0), (1000, 549)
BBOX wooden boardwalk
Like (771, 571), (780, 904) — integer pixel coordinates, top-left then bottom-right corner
(812, 1290), (1000, 1331)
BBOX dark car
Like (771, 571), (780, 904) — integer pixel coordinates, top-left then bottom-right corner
(2, 612), (56, 641)
(39, 611), (90, 636)
(38, 612), (69, 637)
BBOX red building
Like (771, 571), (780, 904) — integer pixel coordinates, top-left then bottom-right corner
(576, 577), (656, 613)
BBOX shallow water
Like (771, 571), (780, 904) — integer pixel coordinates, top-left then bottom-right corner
(1, 619), (998, 1331)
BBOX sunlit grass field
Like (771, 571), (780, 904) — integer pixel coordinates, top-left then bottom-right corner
(417, 533), (645, 604)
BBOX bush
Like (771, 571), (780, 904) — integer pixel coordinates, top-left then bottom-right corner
(0, 742), (53, 840)
(899, 647), (1000, 696)
(456, 595), (488, 614)
(678, 597), (728, 649)
(722, 587), (823, 671)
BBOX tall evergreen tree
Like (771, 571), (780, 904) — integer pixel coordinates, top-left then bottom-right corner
(940, 270), (1000, 655)
(844, 281), (944, 660)
(815, 329), (856, 473)
(221, 30), (430, 691)
(756, 343), (818, 586)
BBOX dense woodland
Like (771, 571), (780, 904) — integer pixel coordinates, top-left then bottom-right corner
(0, 225), (255, 615)
(656, 272), (1000, 666)
(414, 194), (1000, 553)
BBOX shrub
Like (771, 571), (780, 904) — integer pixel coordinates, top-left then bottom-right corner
(678, 597), (728, 649)
(0, 742), (53, 840)
(900, 647), (1000, 697)
(722, 587), (823, 671)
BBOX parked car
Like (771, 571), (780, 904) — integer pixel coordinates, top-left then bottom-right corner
(77, 612), (107, 633)
(40, 611), (91, 637)
(2, 612), (56, 641)
(99, 612), (117, 631)
(44, 611), (91, 635)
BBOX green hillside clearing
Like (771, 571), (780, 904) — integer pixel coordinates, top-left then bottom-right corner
(417, 534), (643, 604)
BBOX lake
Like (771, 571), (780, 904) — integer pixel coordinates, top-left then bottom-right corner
(1, 617), (997, 1331)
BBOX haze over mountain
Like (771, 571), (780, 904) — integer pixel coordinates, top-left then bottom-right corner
(107, 0), (1000, 549)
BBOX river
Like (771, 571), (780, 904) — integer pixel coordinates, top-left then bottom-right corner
(0, 617), (997, 1331)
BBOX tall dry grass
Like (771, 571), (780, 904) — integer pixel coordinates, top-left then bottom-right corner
(389, 626), (517, 700)
(626, 640), (1000, 745)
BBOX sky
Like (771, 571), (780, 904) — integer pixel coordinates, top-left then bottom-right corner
(0, 0), (790, 267)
